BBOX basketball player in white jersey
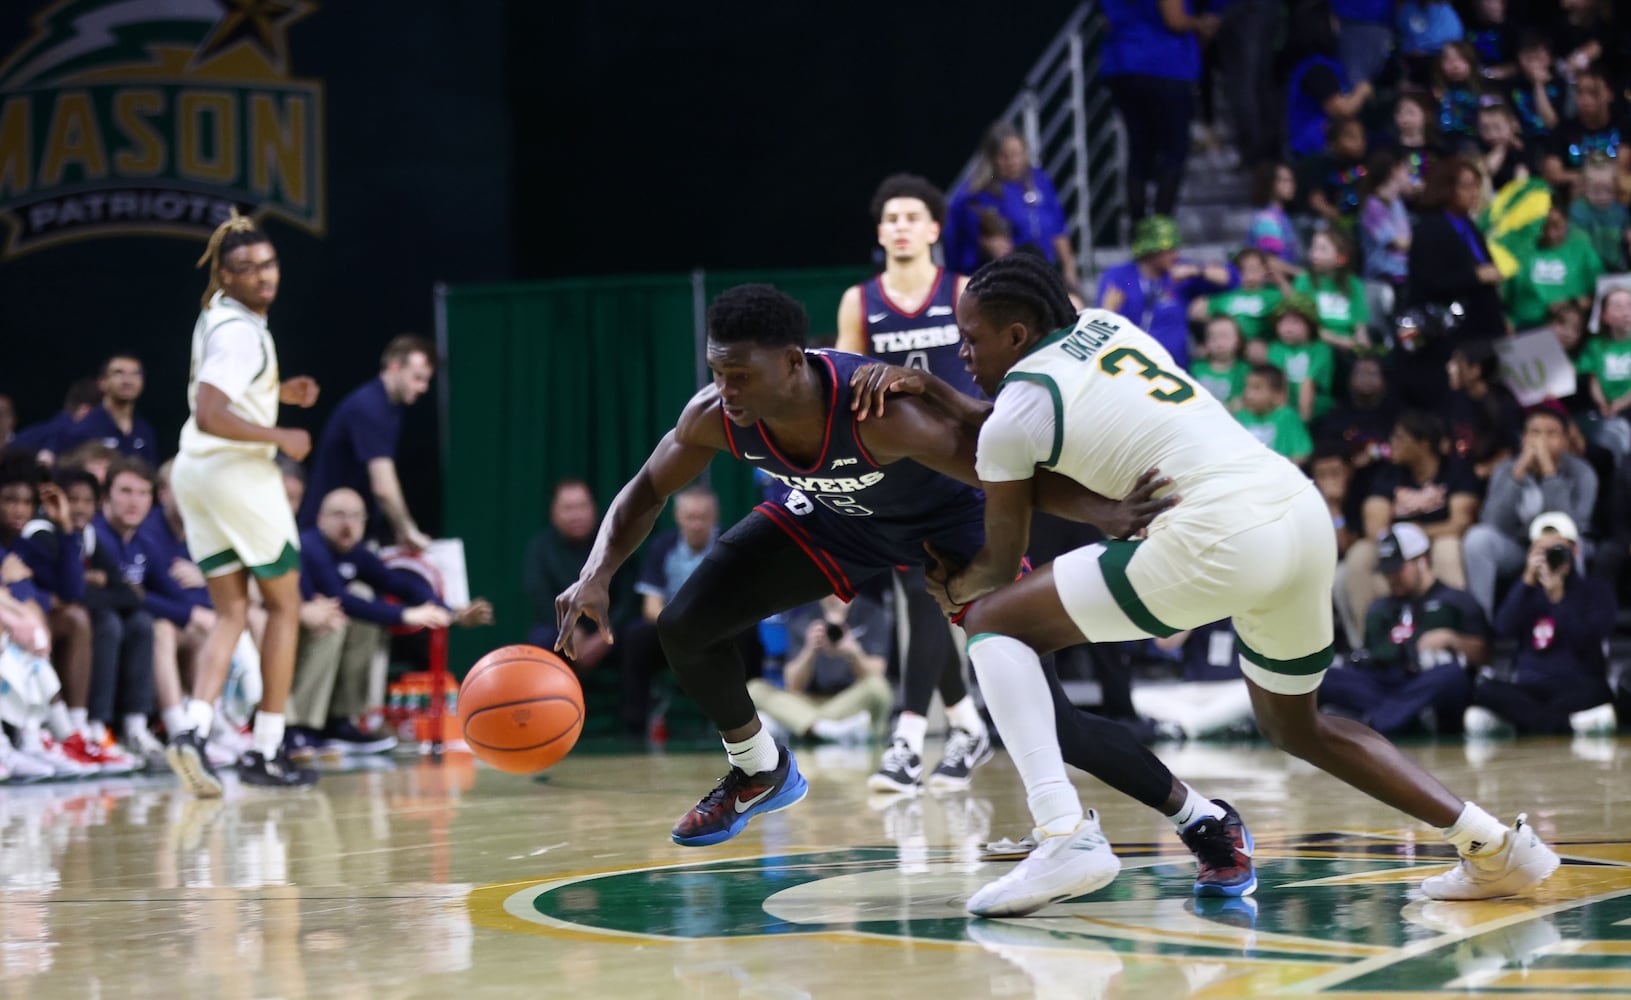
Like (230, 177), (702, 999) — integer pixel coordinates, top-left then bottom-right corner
(166, 214), (321, 793)
(835, 175), (991, 793)
(856, 253), (1560, 917)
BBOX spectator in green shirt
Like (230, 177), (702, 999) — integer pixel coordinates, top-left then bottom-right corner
(1194, 248), (1284, 347)
(1190, 316), (1251, 411)
(1504, 202), (1603, 331)
(1579, 287), (1631, 462)
(1294, 229), (1371, 351)
(1267, 295), (1336, 424)
(1237, 364), (1313, 463)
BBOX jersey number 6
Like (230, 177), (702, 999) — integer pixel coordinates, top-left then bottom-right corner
(1098, 347), (1195, 403)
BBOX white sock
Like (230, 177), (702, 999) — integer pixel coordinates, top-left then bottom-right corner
(1167, 784), (1227, 829)
(187, 699), (215, 739)
(67, 706), (90, 736)
(892, 713), (928, 756)
(724, 726), (780, 775)
(47, 702), (73, 740)
(944, 697), (987, 737)
(20, 719), (45, 751)
(253, 711), (286, 759)
(161, 704), (191, 739)
(968, 634), (1082, 835)
(124, 714), (152, 742)
(1442, 802), (1508, 857)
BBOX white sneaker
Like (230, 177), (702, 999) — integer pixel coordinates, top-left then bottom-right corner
(1422, 814), (1561, 901)
(123, 728), (169, 771)
(980, 832), (1039, 859)
(0, 741), (53, 783)
(967, 811), (1121, 917)
(1569, 703), (1618, 736)
(22, 733), (97, 778)
(1463, 706), (1512, 737)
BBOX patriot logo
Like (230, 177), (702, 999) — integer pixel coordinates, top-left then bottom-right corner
(0, 0), (325, 258)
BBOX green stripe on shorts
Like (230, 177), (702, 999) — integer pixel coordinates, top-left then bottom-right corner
(196, 548), (241, 574)
(965, 632), (1005, 654)
(1237, 636), (1334, 676)
(1098, 540), (1180, 638)
(248, 542), (300, 580)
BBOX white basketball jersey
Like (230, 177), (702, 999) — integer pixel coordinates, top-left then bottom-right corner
(984, 309), (1310, 546)
(178, 291), (281, 460)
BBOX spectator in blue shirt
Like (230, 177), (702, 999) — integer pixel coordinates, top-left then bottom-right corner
(12, 378), (102, 466)
(60, 355), (159, 464)
(97, 458), (217, 748)
(1470, 513), (1617, 735)
(1097, 215), (1235, 369)
(1396, 0), (1464, 83)
(291, 487), (490, 755)
(619, 486), (720, 735)
(946, 124), (1079, 288)
(299, 335), (438, 550)
(1331, 0), (1395, 86)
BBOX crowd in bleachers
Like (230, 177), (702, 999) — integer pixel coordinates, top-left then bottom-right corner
(0, 338), (490, 784)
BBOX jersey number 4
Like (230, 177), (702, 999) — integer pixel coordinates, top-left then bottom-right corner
(1098, 347), (1195, 403)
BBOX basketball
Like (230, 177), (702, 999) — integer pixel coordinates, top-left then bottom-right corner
(457, 644), (584, 773)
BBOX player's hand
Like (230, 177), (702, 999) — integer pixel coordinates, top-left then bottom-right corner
(850, 363), (929, 420)
(400, 526), (433, 554)
(37, 482), (71, 530)
(277, 427), (312, 462)
(555, 577), (614, 659)
(170, 558), (206, 591)
(279, 376), (321, 407)
(454, 598), (494, 627)
(922, 541), (972, 615)
(1104, 467), (1178, 539)
(403, 603), (454, 630)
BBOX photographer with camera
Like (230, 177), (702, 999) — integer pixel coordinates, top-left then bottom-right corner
(1468, 513), (1617, 736)
(746, 593), (893, 746)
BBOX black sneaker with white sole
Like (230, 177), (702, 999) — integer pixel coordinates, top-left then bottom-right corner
(927, 727), (993, 791)
(238, 750), (319, 788)
(165, 730), (224, 798)
(866, 738), (923, 794)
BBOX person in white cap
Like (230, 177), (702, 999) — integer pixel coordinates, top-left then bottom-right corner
(1319, 522), (1487, 736)
(1468, 512), (1618, 736)
(1462, 405), (1597, 617)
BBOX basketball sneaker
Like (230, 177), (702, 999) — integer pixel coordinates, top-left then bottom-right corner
(866, 738), (922, 794)
(670, 745), (808, 847)
(1421, 814), (1560, 900)
(966, 811), (1122, 917)
(238, 749), (319, 788)
(980, 832), (1039, 860)
(927, 727), (993, 792)
(123, 726), (169, 772)
(322, 718), (398, 755)
(165, 730), (224, 798)
(1180, 799), (1256, 897)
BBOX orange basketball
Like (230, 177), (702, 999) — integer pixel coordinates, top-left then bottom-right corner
(457, 645), (584, 773)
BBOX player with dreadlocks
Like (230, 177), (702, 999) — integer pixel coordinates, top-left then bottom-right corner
(851, 251), (1561, 915)
(165, 212), (322, 793)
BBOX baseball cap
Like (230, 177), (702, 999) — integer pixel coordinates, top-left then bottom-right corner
(1528, 511), (1579, 543)
(1376, 522), (1430, 573)
(1130, 215), (1181, 258)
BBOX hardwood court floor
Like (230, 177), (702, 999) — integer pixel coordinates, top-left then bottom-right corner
(2, 736), (1628, 999)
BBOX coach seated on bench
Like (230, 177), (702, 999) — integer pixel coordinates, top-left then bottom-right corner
(290, 488), (491, 757)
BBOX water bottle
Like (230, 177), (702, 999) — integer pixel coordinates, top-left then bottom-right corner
(758, 613), (789, 688)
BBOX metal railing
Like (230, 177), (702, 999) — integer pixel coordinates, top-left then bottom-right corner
(950, 2), (1122, 286)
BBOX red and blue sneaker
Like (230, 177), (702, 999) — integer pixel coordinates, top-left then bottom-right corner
(1180, 799), (1256, 897)
(671, 745), (809, 847)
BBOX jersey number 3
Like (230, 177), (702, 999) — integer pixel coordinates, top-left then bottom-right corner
(1098, 347), (1195, 403)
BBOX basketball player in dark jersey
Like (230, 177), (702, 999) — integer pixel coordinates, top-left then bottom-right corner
(836, 174), (986, 794)
(555, 285), (1253, 895)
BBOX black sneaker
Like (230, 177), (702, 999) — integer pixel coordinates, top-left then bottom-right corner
(165, 730), (224, 798)
(927, 727), (993, 791)
(284, 726), (326, 762)
(321, 718), (398, 755)
(1180, 799), (1256, 897)
(238, 749), (319, 788)
(866, 738), (922, 794)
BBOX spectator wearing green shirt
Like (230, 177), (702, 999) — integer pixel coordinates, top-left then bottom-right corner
(1293, 229), (1371, 352)
(1504, 202), (1603, 331)
(1579, 287), (1631, 462)
(1193, 248), (1283, 349)
(1236, 364), (1313, 463)
(1190, 316), (1252, 411)
(1267, 296), (1336, 424)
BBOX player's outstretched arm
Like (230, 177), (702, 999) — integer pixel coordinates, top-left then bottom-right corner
(849, 363), (992, 428)
(554, 389), (724, 658)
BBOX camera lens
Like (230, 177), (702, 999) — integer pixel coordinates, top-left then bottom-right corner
(1545, 544), (1571, 571)
(824, 622), (845, 644)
